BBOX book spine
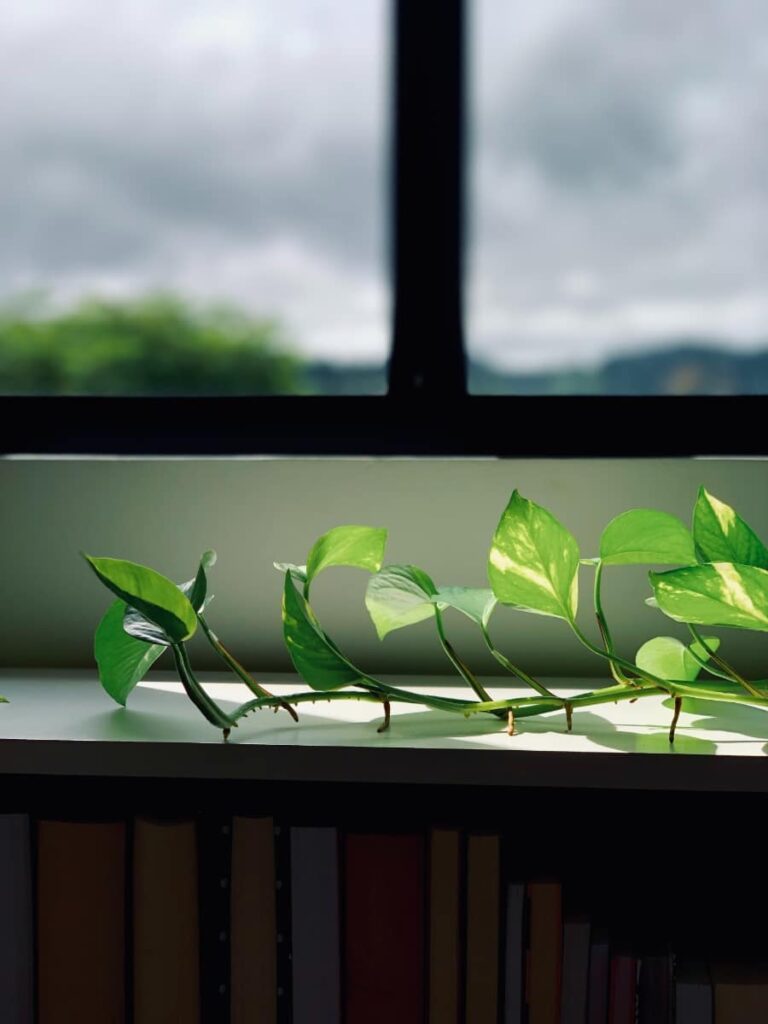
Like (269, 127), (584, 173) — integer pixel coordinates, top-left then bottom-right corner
(465, 834), (501, 1024)
(198, 813), (232, 1023)
(428, 828), (461, 1024)
(527, 882), (563, 1024)
(37, 819), (127, 1024)
(291, 827), (340, 1024)
(0, 814), (33, 1024)
(344, 832), (425, 1024)
(503, 882), (525, 1024)
(133, 818), (200, 1024)
(230, 816), (277, 1024)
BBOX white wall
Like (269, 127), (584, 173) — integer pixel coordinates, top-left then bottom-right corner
(2, 457), (766, 678)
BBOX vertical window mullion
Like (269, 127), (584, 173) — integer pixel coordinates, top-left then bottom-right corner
(388, 0), (467, 399)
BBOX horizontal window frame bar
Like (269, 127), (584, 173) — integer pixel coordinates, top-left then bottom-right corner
(3, 395), (765, 457)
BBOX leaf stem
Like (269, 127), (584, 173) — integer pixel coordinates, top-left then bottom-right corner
(593, 561), (635, 685)
(480, 621), (560, 700)
(434, 606), (493, 702)
(686, 624), (765, 699)
(198, 614), (299, 721)
(171, 643), (236, 732)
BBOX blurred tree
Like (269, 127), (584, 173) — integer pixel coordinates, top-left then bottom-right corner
(0, 293), (303, 395)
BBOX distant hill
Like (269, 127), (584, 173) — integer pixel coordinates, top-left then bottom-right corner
(308, 341), (768, 395)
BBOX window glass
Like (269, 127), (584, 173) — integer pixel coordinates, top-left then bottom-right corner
(0, 1), (388, 395)
(470, 0), (768, 395)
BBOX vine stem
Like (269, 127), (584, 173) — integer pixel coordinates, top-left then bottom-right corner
(593, 561), (636, 686)
(686, 624), (765, 699)
(198, 615), (299, 721)
(171, 643), (236, 733)
(480, 621), (560, 700)
(434, 607), (493, 702)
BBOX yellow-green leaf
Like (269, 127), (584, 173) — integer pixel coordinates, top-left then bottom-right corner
(600, 509), (695, 565)
(693, 487), (768, 568)
(488, 491), (579, 620)
(650, 562), (768, 632)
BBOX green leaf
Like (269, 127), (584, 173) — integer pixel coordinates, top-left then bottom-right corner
(94, 600), (165, 706)
(488, 491), (579, 620)
(435, 586), (497, 627)
(282, 572), (367, 691)
(188, 549), (216, 612)
(693, 487), (768, 567)
(650, 562), (768, 632)
(123, 573), (214, 646)
(600, 509), (696, 565)
(84, 555), (197, 642)
(365, 564), (438, 639)
(305, 525), (387, 589)
(635, 635), (720, 683)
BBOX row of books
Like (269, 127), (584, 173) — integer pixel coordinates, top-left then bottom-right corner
(0, 814), (762, 1022)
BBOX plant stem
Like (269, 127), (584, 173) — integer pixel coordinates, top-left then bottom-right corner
(480, 621), (560, 700)
(434, 607), (493, 702)
(686, 624), (765, 699)
(593, 561), (635, 685)
(198, 614), (299, 721)
(669, 697), (682, 743)
(171, 643), (236, 732)
(569, 620), (682, 696)
(377, 699), (391, 733)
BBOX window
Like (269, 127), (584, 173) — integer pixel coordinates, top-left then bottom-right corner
(1, 0), (389, 397)
(469, 0), (768, 399)
(3, 0), (762, 456)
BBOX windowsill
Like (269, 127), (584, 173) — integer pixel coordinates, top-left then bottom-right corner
(0, 670), (766, 790)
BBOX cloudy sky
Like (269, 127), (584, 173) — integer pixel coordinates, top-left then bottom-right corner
(2, 0), (767, 372)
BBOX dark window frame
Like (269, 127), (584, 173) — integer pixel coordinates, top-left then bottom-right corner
(3, 0), (764, 457)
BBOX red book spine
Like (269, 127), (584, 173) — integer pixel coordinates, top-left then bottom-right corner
(344, 833), (425, 1024)
(608, 954), (637, 1024)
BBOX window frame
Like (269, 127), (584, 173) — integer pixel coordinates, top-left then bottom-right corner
(2, 0), (765, 458)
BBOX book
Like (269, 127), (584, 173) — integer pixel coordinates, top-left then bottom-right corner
(560, 913), (590, 1024)
(133, 818), (199, 1023)
(344, 833), (425, 1024)
(503, 882), (526, 1024)
(586, 930), (610, 1024)
(674, 961), (712, 1023)
(230, 816), (277, 1024)
(37, 819), (126, 1024)
(712, 963), (768, 1021)
(465, 834), (501, 1024)
(291, 826), (340, 1024)
(527, 881), (562, 1024)
(637, 953), (671, 1023)
(428, 827), (461, 1024)
(0, 815), (33, 1023)
(607, 953), (637, 1024)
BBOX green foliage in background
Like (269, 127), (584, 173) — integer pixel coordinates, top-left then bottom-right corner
(83, 487), (768, 745)
(0, 293), (301, 395)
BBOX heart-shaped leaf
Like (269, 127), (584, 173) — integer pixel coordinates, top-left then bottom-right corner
(635, 634), (720, 683)
(600, 509), (695, 566)
(282, 572), (367, 691)
(365, 564), (438, 639)
(435, 586), (497, 627)
(94, 600), (165, 706)
(488, 491), (579, 620)
(305, 525), (387, 590)
(650, 562), (768, 632)
(84, 555), (197, 642)
(693, 487), (768, 567)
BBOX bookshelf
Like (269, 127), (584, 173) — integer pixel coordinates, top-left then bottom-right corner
(3, 669), (768, 1023)
(1, 669), (768, 791)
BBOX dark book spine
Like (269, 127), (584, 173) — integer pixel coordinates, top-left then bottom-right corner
(344, 832), (425, 1024)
